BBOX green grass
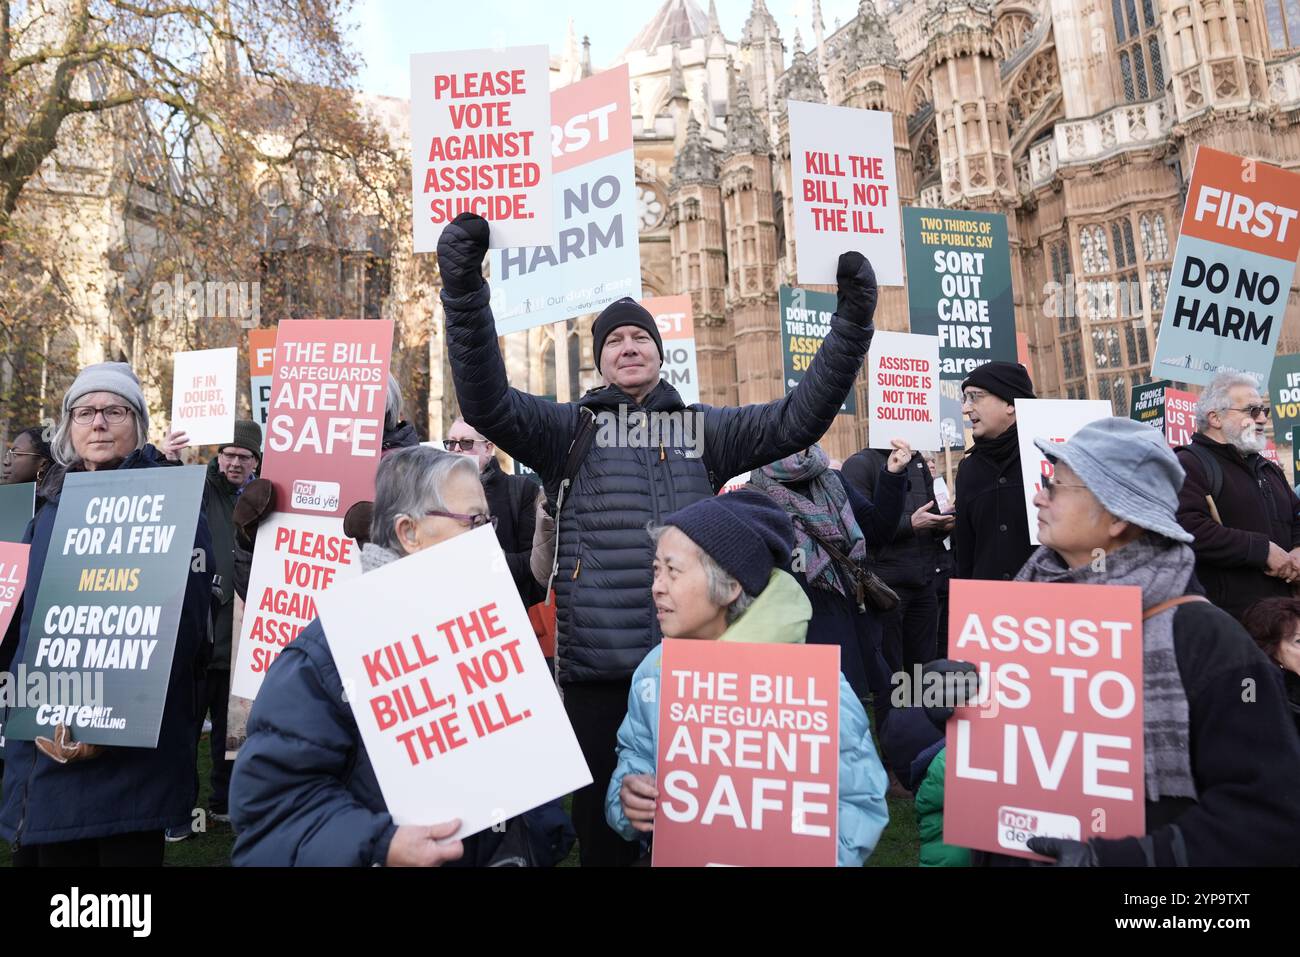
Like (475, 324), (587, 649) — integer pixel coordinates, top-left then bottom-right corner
(2, 727), (924, 867)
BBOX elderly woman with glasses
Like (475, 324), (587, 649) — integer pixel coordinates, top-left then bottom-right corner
(230, 446), (503, 866)
(0, 362), (214, 867)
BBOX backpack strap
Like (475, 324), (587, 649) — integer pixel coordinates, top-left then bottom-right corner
(542, 407), (598, 595)
(1177, 441), (1223, 524)
(1142, 594), (1209, 620)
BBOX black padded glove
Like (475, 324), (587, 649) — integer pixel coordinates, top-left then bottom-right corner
(1026, 836), (1100, 867)
(920, 658), (980, 731)
(835, 251), (878, 326)
(436, 212), (490, 298)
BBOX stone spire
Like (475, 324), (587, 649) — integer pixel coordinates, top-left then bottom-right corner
(841, 0), (900, 69)
(779, 36), (827, 105)
(669, 41), (687, 100)
(671, 113), (720, 185)
(725, 80), (771, 155)
(811, 0), (828, 79)
(581, 35), (592, 78)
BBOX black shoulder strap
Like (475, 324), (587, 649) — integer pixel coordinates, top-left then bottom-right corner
(1179, 442), (1223, 501)
(546, 407), (597, 517)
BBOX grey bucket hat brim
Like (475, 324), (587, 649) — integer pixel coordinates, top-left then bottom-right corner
(1034, 431), (1194, 544)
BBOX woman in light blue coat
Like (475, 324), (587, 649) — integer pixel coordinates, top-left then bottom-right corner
(604, 490), (889, 866)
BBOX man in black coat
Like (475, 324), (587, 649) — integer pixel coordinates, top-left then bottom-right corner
(444, 416), (544, 607)
(437, 211), (879, 866)
(841, 448), (953, 674)
(1174, 370), (1300, 621)
(953, 362), (1036, 581)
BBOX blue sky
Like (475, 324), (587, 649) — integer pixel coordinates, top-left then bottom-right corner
(345, 0), (865, 99)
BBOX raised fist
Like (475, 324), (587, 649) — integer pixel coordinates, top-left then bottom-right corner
(835, 251), (879, 327)
(436, 212), (490, 298)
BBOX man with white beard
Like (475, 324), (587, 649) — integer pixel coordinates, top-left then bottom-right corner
(1175, 370), (1300, 620)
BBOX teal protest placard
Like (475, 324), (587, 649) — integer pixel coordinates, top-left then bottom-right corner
(3, 466), (205, 747)
(0, 482), (35, 542)
(1129, 380), (1171, 433)
(902, 207), (1016, 380)
(780, 285), (855, 415)
(1268, 354), (1300, 443)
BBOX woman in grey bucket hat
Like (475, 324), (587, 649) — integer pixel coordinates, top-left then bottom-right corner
(973, 415), (1300, 866)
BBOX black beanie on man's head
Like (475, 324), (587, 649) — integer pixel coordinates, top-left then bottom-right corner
(961, 361), (1036, 404)
(592, 298), (664, 375)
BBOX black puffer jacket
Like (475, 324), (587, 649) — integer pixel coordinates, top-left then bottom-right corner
(443, 282), (874, 684)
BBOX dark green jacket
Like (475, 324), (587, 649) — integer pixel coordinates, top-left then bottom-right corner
(915, 748), (970, 867)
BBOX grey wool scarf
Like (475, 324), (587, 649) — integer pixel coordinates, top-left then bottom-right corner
(1015, 534), (1198, 802)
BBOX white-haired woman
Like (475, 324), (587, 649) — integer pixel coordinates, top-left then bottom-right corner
(0, 362), (213, 866)
(231, 446), (501, 866)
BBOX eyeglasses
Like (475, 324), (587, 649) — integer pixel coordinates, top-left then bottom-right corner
(423, 509), (498, 530)
(3, 447), (42, 462)
(219, 450), (256, 464)
(69, 405), (132, 426)
(443, 439), (486, 452)
(960, 389), (990, 406)
(1041, 472), (1090, 499)
(1224, 405), (1270, 420)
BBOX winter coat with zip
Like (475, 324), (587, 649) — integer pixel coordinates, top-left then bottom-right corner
(1175, 431), (1300, 620)
(604, 569), (890, 866)
(0, 445), (214, 846)
(443, 283), (874, 684)
(202, 456), (243, 671)
(480, 457), (544, 607)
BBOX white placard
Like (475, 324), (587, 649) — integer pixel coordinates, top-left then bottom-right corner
(868, 331), (940, 450)
(933, 476), (952, 513)
(788, 99), (903, 286)
(171, 347), (237, 446)
(231, 512), (361, 700)
(1015, 399), (1114, 545)
(317, 525), (591, 838)
(410, 46), (553, 251)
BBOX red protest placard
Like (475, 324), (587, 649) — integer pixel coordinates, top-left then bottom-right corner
(0, 541), (30, 638)
(248, 327), (277, 428)
(943, 580), (1145, 860)
(652, 639), (841, 867)
(261, 320), (393, 519)
(1164, 387), (1198, 448)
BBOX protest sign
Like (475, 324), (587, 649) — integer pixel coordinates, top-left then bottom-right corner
(1152, 147), (1300, 386)
(719, 472), (751, 494)
(1268, 354), (1300, 442)
(868, 331), (940, 450)
(938, 381), (966, 450)
(1129, 380), (1171, 433)
(489, 65), (640, 334)
(411, 45), (552, 251)
(787, 100), (902, 286)
(1015, 399), (1113, 545)
(1263, 441), (1281, 467)
(171, 347), (237, 446)
(248, 328), (277, 428)
(934, 477), (952, 513)
(652, 638), (841, 867)
(944, 579), (1145, 859)
(780, 285), (855, 414)
(230, 512), (361, 701)
(261, 319), (393, 519)
(317, 525), (590, 837)
(902, 208), (1016, 379)
(647, 294), (700, 406)
(0, 482), (35, 542)
(1164, 387), (1198, 448)
(1294, 428), (1300, 491)
(3, 466), (204, 747)
(0, 541), (30, 642)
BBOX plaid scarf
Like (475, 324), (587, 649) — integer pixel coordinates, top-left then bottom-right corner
(749, 445), (866, 598)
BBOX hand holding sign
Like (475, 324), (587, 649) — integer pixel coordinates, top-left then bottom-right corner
(620, 773), (659, 833)
(160, 429), (190, 463)
(886, 438), (913, 473)
(437, 212), (490, 298)
(835, 252), (878, 327)
(386, 819), (465, 867)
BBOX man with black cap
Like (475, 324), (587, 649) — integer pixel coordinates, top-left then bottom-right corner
(953, 360), (1037, 582)
(437, 211), (879, 866)
(194, 419), (262, 829)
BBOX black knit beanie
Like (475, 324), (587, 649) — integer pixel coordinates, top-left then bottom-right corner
(961, 361), (1036, 404)
(592, 298), (664, 375)
(663, 489), (795, 597)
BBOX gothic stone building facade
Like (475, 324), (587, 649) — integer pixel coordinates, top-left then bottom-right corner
(574, 0), (1300, 463)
